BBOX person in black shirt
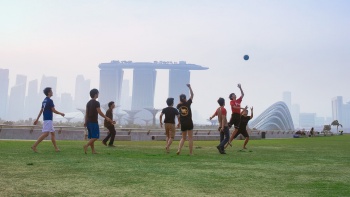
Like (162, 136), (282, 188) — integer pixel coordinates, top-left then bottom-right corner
(102, 101), (117, 147)
(232, 106), (253, 150)
(176, 84), (194, 155)
(160, 98), (180, 153)
(83, 89), (113, 154)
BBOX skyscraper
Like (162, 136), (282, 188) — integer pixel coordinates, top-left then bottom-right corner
(131, 69), (156, 110)
(39, 75), (57, 96)
(8, 75), (27, 121)
(60, 93), (74, 113)
(0, 68), (9, 120)
(74, 75), (91, 109)
(282, 91), (291, 111)
(121, 79), (131, 111)
(169, 69), (190, 105)
(98, 65), (124, 107)
(24, 79), (39, 119)
(291, 104), (300, 128)
(332, 96), (343, 123)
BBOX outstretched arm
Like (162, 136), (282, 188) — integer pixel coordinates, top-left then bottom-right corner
(238, 83), (244, 98)
(187, 84), (194, 100)
(250, 106), (254, 119)
(33, 108), (43, 125)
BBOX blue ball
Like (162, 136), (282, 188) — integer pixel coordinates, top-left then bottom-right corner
(244, 55), (249, 60)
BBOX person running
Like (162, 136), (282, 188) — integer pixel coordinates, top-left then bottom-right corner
(210, 97), (229, 154)
(31, 87), (65, 153)
(226, 83), (245, 148)
(176, 84), (194, 155)
(102, 101), (117, 147)
(231, 106), (254, 150)
(160, 98), (180, 153)
(83, 89), (113, 154)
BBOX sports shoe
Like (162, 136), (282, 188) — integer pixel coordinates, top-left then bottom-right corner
(102, 141), (107, 146)
(216, 146), (223, 154)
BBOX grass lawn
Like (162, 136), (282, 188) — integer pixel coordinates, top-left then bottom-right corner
(1, 135), (350, 197)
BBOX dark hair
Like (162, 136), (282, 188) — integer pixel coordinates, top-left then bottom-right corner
(108, 101), (115, 108)
(229, 93), (236, 100)
(166, 98), (174, 106)
(217, 97), (225, 106)
(179, 94), (186, 102)
(90, 89), (99, 98)
(43, 87), (52, 96)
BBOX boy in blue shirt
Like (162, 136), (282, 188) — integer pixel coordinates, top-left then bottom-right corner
(31, 87), (65, 153)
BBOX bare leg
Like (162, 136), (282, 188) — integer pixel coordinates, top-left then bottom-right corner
(243, 137), (249, 149)
(91, 139), (98, 154)
(166, 137), (173, 153)
(188, 130), (193, 155)
(50, 132), (60, 152)
(83, 138), (98, 154)
(177, 131), (187, 155)
(225, 129), (238, 149)
(31, 132), (49, 152)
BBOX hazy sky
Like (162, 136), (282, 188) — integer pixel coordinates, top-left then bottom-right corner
(1, 0), (349, 122)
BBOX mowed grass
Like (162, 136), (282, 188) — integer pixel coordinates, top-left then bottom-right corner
(1, 135), (350, 197)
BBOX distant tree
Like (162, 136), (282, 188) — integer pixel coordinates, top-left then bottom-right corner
(331, 120), (343, 134)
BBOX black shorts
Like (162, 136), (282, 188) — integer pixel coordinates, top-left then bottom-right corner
(228, 113), (241, 129)
(180, 121), (193, 132)
(234, 129), (249, 138)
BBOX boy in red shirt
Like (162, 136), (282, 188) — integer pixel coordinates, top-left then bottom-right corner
(210, 97), (229, 154)
(226, 83), (246, 148)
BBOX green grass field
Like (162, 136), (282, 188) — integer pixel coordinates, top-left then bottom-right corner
(1, 135), (350, 197)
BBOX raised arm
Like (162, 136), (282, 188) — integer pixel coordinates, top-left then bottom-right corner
(250, 106), (254, 119)
(33, 108), (44, 125)
(187, 84), (194, 100)
(238, 83), (244, 98)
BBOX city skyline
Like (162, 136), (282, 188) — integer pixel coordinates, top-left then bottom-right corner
(1, 1), (349, 124)
(0, 68), (346, 128)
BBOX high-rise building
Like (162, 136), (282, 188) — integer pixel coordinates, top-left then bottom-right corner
(332, 96), (343, 123)
(8, 75), (27, 121)
(60, 93), (74, 113)
(291, 104), (300, 128)
(24, 79), (39, 119)
(74, 75), (91, 109)
(299, 113), (316, 128)
(131, 69), (156, 110)
(343, 102), (350, 128)
(98, 65), (124, 108)
(98, 60), (208, 122)
(315, 116), (325, 127)
(121, 79), (131, 111)
(282, 91), (291, 111)
(169, 69), (190, 105)
(39, 75), (57, 96)
(0, 68), (9, 120)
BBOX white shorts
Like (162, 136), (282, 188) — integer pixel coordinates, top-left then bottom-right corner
(42, 120), (55, 132)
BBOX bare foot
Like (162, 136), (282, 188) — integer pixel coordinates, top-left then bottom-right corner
(102, 141), (107, 146)
(55, 149), (60, 152)
(176, 151), (180, 155)
(83, 145), (88, 154)
(31, 146), (38, 153)
(92, 151), (98, 154)
(243, 147), (247, 149)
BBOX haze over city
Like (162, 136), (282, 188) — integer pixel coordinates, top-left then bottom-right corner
(1, 0), (349, 125)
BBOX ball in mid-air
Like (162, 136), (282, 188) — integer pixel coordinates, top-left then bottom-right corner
(243, 55), (249, 61)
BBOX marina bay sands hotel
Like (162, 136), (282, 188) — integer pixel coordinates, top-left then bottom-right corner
(98, 60), (208, 111)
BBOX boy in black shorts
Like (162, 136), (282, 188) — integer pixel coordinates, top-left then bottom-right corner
(176, 84), (194, 155)
(231, 106), (253, 150)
